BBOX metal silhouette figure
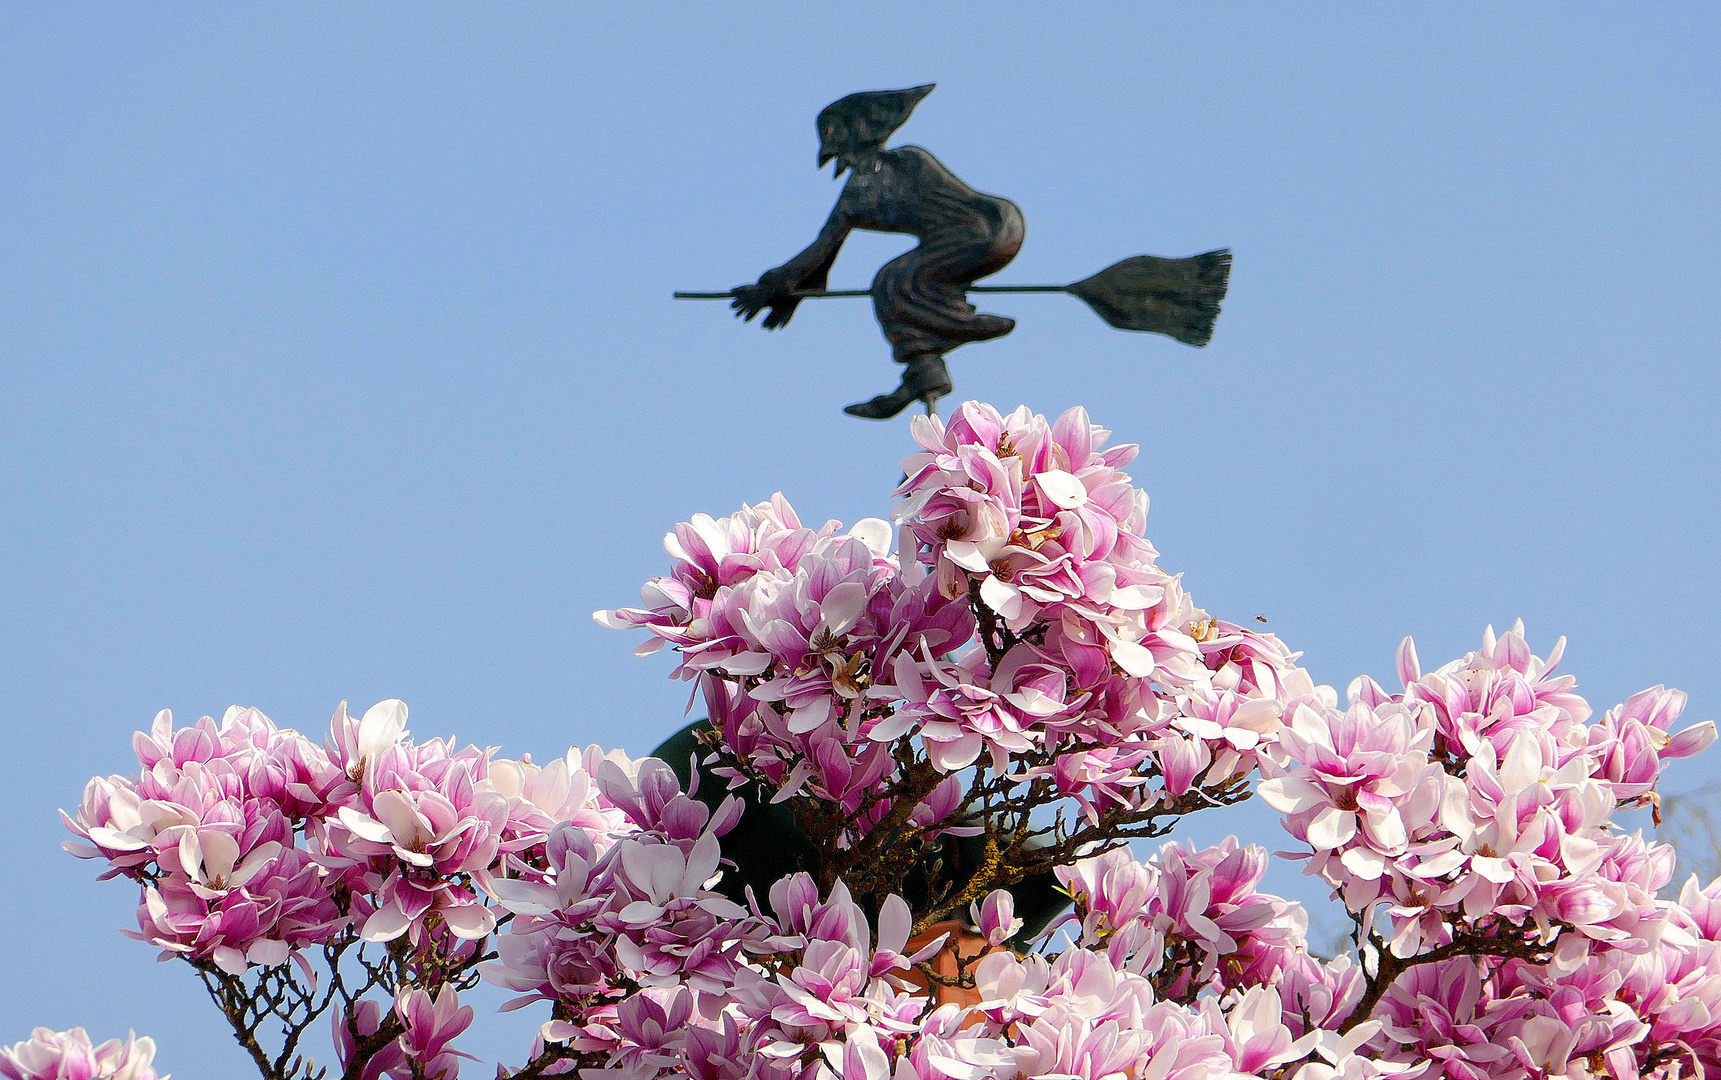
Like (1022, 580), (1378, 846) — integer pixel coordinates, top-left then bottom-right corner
(678, 84), (1232, 420)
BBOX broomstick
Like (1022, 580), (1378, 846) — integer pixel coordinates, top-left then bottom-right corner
(677, 250), (1231, 347)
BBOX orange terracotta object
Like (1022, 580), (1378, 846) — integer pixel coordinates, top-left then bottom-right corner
(903, 920), (987, 1010)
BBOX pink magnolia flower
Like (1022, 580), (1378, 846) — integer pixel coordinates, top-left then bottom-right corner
(0, 1028), (162, 1080)
(129, 842), (341, 975)
(973, 889), (1023, 946)
(331, 1000), (406, 1080)
(682, 1013), (780, 1080)
(1214, 985), (1317, 1074)
(1004, 955), (1230, 1080)
(62, 707), (348, 976)
(595, 495), (835, 671)
(880, 645), (1050, 772)
(1292, 1022), (1423, 1080)
(325, 699), (409, 790)
(1374, 960), (1516, 1080)
(606, 987), (697, 1075)
(600, 836), (761, 995)
(328, 727), (506, 943)
(394, 986), (476, 1080)
(1260, 701), (1431, 860)
(1275, 953), (1365, 1037)
(63, 707), (329, 874)
(481, 748), (631, 855)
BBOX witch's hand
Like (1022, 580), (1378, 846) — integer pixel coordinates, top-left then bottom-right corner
(730, 271), (801, 330)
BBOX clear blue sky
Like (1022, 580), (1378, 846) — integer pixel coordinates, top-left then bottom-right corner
(2, 4), (1716, 1075)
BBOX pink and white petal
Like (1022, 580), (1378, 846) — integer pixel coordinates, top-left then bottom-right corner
(877, 894), (913, 956)
(213, 945), (249, 976)
(440, 904), (497, 940)
(356, 699), (409, 759)
(1111, 639), (1158, 679)
(1257, 777), (1325, 814)
(848, 517), (893, 556)
(1035, 470), (1088, 510)
(361, 904), (414, 942)
(487, 878), (561, 916)
(373, 789), (432, 846)
(1306, 808), (1357, 850)
(816, 581), (870, 638)
(391, 845), (437, 868)
(787, 697), (833, 735)
(979, 576), (1023, 621)
(944, 541), (993, 573)
(337, 806), (396, 845)
(1341, 847), (1387, 881)
(1472, 857), (1515, 884)
(230, 841), (283, 887)
(1665, 721), (1717, 759)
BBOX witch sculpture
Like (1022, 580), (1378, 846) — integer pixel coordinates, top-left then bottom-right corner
(679, 84), (1232, 418)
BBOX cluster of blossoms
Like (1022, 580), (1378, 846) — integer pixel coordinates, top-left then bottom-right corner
(1, 1028), (161, 1080)
(600, 403), (1317, 859)
(63, 699), (547, 974)
(61, 698), (652, 1078)
(1054, 837), (1312, 1001)
(1260, 627), (1716, 938)
(1259, 623), (1720, 1080)
(51, 402), (1721, 1080)
(492, 852), (1344, 1080)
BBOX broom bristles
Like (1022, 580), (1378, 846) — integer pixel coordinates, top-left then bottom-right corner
(1069, 249), (1232, 346)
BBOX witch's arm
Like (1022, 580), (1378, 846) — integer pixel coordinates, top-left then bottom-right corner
(732, 200), (854, 330)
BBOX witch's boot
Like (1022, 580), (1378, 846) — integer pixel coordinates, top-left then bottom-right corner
(843, 354), (954, 420)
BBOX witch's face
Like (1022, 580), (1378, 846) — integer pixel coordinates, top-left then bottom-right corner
(818, 120), (842, 171)
(818, 119), (863, 175)
(818, 119), (881, 177)
(814, 85), (933, 175)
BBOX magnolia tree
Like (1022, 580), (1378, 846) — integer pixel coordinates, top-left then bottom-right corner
(35, 401), (1721, 1080)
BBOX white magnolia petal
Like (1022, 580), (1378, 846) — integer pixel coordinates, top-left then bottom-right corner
(1257, 777), (1324, 814)
(979, 575), (1023, 621)
(337, 805), (396, 845)
(1473, 856), (1515, 884)
(848, 517), (893, 556)
(1364, 807), (1408, 852)
(1306, 807), (1357, 850)
(1412, 849), (1466, 878)
(1035, 469), (1088, 509)
(371, 789), (427, 846)
(246, 939), (290, 968)
(1341, 846), (1387, 881)
(1499, 734), (1543, 793)
(944, 541), (992, 572)
(487, 878), (562, 915)
(877, 893), (912, 956)
(230, 841), (283, 887)
(356, 699), (409, 758)
(786, 697), (833, 735)
(85, 827), (149, 852)
(816, 580), (870, 638)
(392, 845), (436, 868)
(1112, 639), (1158, 678)
(361, 904), (413, 942)
(441, 903), (497, 940)
(213, 945), (248, 976)
(198, 830), (241, 881)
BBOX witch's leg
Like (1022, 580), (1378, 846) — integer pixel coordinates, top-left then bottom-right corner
(845, 251), (959, 420)
(842, 351), (952, 420)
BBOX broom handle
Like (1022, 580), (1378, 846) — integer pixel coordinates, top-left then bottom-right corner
(673, 284), (1070, 300)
